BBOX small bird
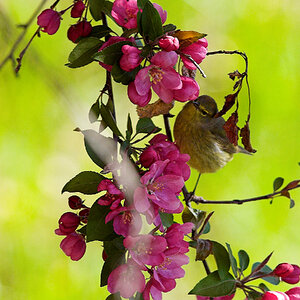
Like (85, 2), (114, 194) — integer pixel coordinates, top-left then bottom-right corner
(174, 95), (250, 174)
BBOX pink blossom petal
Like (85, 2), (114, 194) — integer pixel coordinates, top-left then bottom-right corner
(155, 174), (185, 193)
(128, 81), (152, 107)
(152, 3), (167, 24)
(151, 51), (178, 68)
(134, 186), (151, 212)
(152, 82), (174, 103)
(135, 67), (152, 96)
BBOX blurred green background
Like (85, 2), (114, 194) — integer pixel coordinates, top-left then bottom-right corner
(0, 0), (299, 299)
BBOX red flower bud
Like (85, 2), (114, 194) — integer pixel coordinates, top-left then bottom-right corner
(67, 21), (92, 43)
(71, 1), (85, 18)
(158, 36), (179, 52)
(37, 9), (61, 35)
(262, 291), (289, 300)
(58, 212), (80, 234)
(68, 195), (84, 209)
(60, 233), (86, 261)
(79, 208), (90, 224)
(102, 250), (108, 261)
(282, 264), (300, 284)
(274, 263), (294, 277)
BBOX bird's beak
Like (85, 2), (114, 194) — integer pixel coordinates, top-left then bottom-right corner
(193, 100), (199, 109)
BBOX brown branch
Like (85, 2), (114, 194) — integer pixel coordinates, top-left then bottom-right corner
(190, 184), (300, 205)
(0, 0), (47, 72)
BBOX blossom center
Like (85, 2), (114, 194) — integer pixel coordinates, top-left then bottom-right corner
(149, 67), (164, 85)
(122, 211), (133, 224)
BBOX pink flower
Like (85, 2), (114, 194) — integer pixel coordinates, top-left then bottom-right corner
(128, 81), (152, 107)
(98, 36), (131, 71)
(124, 234), (167, 266)
(173, 76), (200, 102)
(71, 1), (85, 18)
(159, 36), (179, 52)
(180, 38), (208, 70)
(67, 21), (92, 43)
(107, 262), (145, 298)
(274, 263), (294, 277)
(37, 9), (61, 35)
(105, 206), (142, 237)
(60, 232), (86, 261)
(55, 212), (80, 235)
(134, 160), (184, 213)
(111, 0), (139, 29)
(68, 195), (84, 209)
(143, 278), (163, 300)
(153, 3), (167, 24)
(97, 179), (124, 209)
(262, 291), (290, 300)
(196, 295), (235, 300)
(286, 287), (300, 300)
(120, 45), (143, 72)
(282, 265), (300, 284)
(140, 146), (161, 168)
(129, 51), (182, 105)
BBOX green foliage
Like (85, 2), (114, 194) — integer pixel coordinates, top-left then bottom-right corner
(68, 37), (102, 68)
(238, 250), (250, 272)
(86, 200), (118, 242)
(89, 99), (101, 123)
(226, 243), (238, 277)
(251, 263), (280, 285)
(273, 177), (284, 192)
(89, 0), (106, 21)
(212, 241), (231, 280)
(62, 171), (106, 194)
(159, 211), (174, 228)
(136, 118), (160, 134)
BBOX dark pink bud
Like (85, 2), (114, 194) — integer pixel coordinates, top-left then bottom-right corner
(274, 263), (294, 277)
(286, 287), (300, 300)
(37, 9), (61, 35)
(262, 291), (289, 300)
(68, 195), (84, 209)
(102, 250), (108, 261)
(67, 21), (92, 43)
(139, 146), (160, 168)
(58, 212), (80, 234)
(71, 1), (85, 18)
(282, 264), (300, 284)
(79, 208), (90, 224)
(159, 36), (179, 52)
(60, 233), (86, 261)
(119, 45), (142, 72)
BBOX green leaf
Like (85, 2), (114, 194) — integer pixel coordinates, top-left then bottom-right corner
(100, 103), (123, 137)
(86, 200), (118, 242)
(89, 25), (112, 39)
(89, 99), (100, 123)
(102, 1), (114, 20)
(93, 41), (132, 65)
(238, 250), (250, 271)
(290, 198), (295, 208)
(163, 24), (177, 33)
(134, 293), (144, 300)
(137, 0), (148, 9)
(106, 294), (121, 300)
(251, 263), (280, 285)
(68, 37), (102, 68)
(111, 62), (141, 85)
(62, 171), (105, 194)
(140, 1), (163, 41)
(81, 129), (113, 168)
(77, 225), (87, 235)
(89, 0), (105, 21)
(136, 118), (159, 134)
(247, 290), (263, 300)
(259, 283), (270, 292)
(202, 222), (210, 234)
(189, 271), (236, 297)
(212, 241), (231, 280)
(226, 243), (238, 278)
(273, 177), (284, 192)
(126, 113), (133, 140)
(159, 211), (174, 228)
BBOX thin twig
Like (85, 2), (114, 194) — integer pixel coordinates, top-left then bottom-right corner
(0, 0), (47, 71)
(179, 52), (207, 78)
(190, 184), (300, 205)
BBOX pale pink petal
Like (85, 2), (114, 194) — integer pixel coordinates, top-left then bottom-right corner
(128, 81), (152, 107)
(134, 186), (151, 212)
(151, 51), (178, 68)
(135, 67), (152, 96)
(152, 82), (174, 103)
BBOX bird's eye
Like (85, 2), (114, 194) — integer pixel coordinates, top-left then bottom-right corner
(200, 109), (208, 116)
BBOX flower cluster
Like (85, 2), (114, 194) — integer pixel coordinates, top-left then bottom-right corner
(107, 223), (194, 299)
(55, 195), (88, 261)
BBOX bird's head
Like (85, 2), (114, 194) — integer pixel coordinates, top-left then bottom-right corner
(192, 95), (218, 120)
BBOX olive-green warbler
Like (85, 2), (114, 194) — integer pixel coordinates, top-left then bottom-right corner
(174, 95), (250, 173)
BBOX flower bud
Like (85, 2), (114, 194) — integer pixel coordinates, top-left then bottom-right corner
(102, 250), (108, 261)
(286, 287), (300, 300)
(68, 195), (84, 209)
(158, 36), (179, 52)
(79, 208), (90, 224)
(58, 212), (80, 234)
(37, 9), (61, 35)
(274, 263), (294, 277)
(262, 291), (289, 300)
(60, 233), (86, 261)
(139, 146), (160, 168)
(282, 264), (300, 284)
(119, 45), (142, 72)
(67, 21), (92, 43)
(71, 1), (85, 18)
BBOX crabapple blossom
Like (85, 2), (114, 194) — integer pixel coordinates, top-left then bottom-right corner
(159, 36), (179, 52)
(55, 212), (80, 235)
(60, 232), (86, 261)
(119, 45), (143, 72)
(180, 38), (208, 70)
(274, 263), (294, 277)
(67, 21), (92, 43)
(71, 1), (85, 18)
(37, 9), (61, 35)
(173, 76), (200, 102)
(282, 265), (300, 284)
(97, 179), (124, 209)
(262, 291), (290, 300)
(286, 287), (300, 299)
